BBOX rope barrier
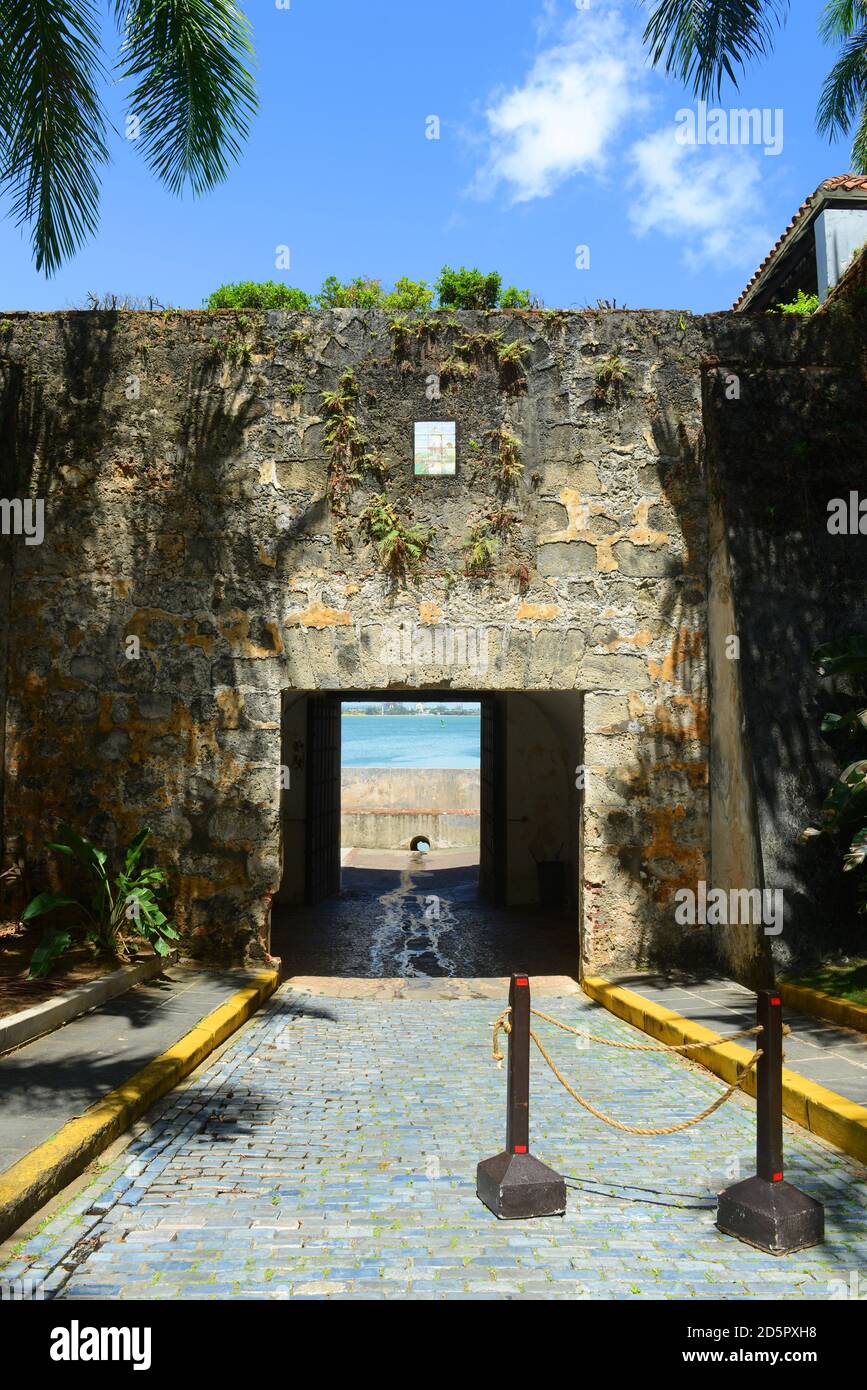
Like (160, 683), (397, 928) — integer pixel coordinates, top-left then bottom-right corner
(528, 1026), (762, 1135)
(489, 1003), (775, 1135)
(478, 976), (825, 1248)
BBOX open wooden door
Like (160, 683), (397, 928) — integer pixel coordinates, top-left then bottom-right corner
(305, 695), (342, 904)
(479, 694), (507, 905)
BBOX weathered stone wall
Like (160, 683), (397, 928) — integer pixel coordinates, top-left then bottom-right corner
(0, 305), (862, 973)
(703, 307), (867, 973)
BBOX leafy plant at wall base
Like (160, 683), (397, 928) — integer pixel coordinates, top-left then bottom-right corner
(359, 494), (432, 580)
(22, 824), (178, 978)
(803, 637), (867, 913)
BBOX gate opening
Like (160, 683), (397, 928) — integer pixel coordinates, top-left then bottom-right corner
(271, 690), (581, 980)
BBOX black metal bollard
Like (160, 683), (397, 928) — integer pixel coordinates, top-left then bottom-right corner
(717, 990), (824, 1253)
(476, 973), (567, 1219)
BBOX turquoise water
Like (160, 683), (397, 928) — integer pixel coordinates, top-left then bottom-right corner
(341, 714), (480, 768)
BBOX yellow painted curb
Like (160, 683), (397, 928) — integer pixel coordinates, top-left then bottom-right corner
(582, 975), (867, 1168)
(779, 980), (867, 1036)
(0, 969), (280, 1243)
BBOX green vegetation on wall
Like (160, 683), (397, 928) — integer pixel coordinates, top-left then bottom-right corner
(206, 266), (535, 313)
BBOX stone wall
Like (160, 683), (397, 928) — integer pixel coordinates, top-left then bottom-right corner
(0, 305), (863, 974)
(341, 767), (479, 849)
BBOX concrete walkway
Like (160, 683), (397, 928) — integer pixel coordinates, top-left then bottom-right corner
(0, 964), (264, 1174)
(3, 981), (866, 1300)
(623, 974), (867, 1108)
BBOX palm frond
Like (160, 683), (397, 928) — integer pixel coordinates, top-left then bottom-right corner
(850, 101), (867, 169)
(642, 0), (790, 101)
(113, 0), (257, 197)
(819, 0), (867, 42)
(817, 11), (867, 157)
(0, 0), (108, 275)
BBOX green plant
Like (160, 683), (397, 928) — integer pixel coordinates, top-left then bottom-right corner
(803, 636), (867, 912)
(462, 520), (498, 576)
(316, 275), (385, 310)
(321, 369), (368, 513)
(496, 338), (531, 367)
(287, 381), (304, 396)
(774, 289), (820, 316)
(496, 336), (531, 393)
(382, 277), (435, 313)
(359, 494), (432, 579)
(485, 428), (524, 486)
(435, 265), (502, 310)
(22, 824), (178, 978)
(500, 285), (533, 309)
(594, 355), (629, 401)
(206, 281), (311, 311)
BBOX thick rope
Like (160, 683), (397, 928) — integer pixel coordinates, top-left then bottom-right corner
(527, 1026), (762, 1135)
(529, 1006), (767, 1052)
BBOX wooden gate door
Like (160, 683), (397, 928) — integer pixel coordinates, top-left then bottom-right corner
(479, 694), (507, 905)
(305, 695), (342, 904)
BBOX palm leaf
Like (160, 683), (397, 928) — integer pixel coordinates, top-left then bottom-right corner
(123, 824), (151, 874)
(642, 0), (790, 101)
(0, 0), (109, 274)
(21, 891), (83, 922)
(113, 0), (257, 197)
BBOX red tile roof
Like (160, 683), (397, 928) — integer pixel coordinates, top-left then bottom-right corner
(732, 175), (867, 310)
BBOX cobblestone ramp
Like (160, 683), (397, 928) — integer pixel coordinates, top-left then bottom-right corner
(8, 988), (867, 1300)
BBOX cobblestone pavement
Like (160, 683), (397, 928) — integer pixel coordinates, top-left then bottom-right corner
(5, 986), (867, 1300)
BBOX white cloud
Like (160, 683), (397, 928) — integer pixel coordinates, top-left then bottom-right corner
(628, 127), (775, 271)
(472, 4), (649, 202)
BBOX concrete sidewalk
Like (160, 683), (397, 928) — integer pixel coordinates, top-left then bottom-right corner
(621, 973), (867, 1108)
(0, 964), (265, 1174)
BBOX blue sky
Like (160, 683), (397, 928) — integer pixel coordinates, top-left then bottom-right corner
(0, 0), (856, 313)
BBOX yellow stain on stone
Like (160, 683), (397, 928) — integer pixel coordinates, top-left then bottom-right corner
(218, 611), (284, 659)
(286, 600), (352, 629)
(627, 497), (669, 547)
(258, 546), (276, 568)
(216, 688), (244, 727)
(419, 601), (442, 624)
(126, 608), (215, 657)
(516, 601), (560, 621)
(647, 624), (703, 684)
(540, 490), (670, 576)
(602, 628), (653, 651)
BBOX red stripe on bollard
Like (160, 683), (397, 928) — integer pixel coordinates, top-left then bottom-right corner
(717, 989), (824, 1252)
(476, 973), (567, 1220)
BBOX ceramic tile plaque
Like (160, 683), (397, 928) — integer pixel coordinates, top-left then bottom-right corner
(414, 420), (456, 476)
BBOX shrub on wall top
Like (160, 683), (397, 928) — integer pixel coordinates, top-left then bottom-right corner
(205, 268), (535, 313)
(206, 280), (313, 310)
